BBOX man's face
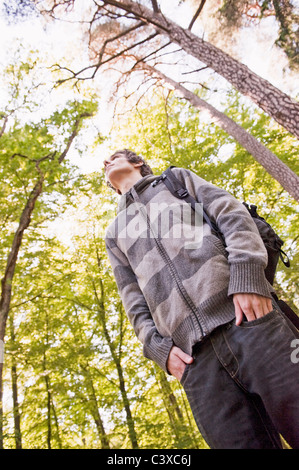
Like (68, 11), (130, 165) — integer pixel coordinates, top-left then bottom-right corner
(104, 153), (131, 182)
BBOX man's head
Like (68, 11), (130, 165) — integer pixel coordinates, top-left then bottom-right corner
(104, 149), (153, 194)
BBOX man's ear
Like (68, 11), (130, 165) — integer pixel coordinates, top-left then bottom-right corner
(133, 161), (143, 168)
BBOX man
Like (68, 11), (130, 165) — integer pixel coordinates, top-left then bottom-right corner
(104, 149), (299, 449)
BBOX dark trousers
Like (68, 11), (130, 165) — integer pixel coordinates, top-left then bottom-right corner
(180, 306), (299, 449)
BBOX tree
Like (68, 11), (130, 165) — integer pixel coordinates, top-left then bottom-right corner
(82, 250), (139, 449)
(8, 314), (22, 448)
(30, 0), (299, 199)
(138, 61), (299, 201)
(215, 0), (299, 70)
(0, 96), (97, 447)
(34, 0), (299, 139)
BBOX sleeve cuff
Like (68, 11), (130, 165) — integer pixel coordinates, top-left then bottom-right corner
(228, 263), (272, 298)
(143, 336), (174, 373)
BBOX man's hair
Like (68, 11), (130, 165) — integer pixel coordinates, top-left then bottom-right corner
(106, 149), (153, 193)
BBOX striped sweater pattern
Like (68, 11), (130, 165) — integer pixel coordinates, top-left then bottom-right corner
(105, 168), (272, 372)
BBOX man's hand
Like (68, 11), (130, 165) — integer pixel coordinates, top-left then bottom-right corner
(233, 293), (273, 326)
(167, 346), (193, 381)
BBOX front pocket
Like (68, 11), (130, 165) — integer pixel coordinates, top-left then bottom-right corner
(235, 308), (278, 328)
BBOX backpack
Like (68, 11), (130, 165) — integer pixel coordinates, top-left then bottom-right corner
(152, 166), (299, 329)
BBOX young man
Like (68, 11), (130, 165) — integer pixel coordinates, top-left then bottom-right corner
(104, 149), (299, 449)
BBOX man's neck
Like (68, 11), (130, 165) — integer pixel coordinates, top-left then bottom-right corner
(117, 173), (143, 195)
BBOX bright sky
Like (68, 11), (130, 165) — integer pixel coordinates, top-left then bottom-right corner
(0, 0), (107, 173)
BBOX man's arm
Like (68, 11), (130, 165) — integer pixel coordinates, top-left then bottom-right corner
(173, 169), (274, 338)
(177, 168), (273, 301)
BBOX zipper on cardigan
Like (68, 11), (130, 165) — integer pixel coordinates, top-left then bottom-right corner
(129, 187), (204, 337)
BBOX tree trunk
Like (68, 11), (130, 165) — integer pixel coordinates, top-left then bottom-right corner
(180, 390), (202, 448)
(10, 315), (22, 449)
(157, 369), (184, 446)
(101, 321), (139, 449)
(0, 174), (44, 449)
(0, 111), (90, 448)
(103, 0), (299, 139)
(158, 369), (184, 421)
(51, 397), (63, 449)
(0, 175), (44, 342)
(45, 372), (52, 449)
(82, 364), (110, 449)
(143, 63), (299, 201)
(116, 360), (139, 449)
(43, 319), (63, 449)
(91, 276), (139, 449)
(43, 311), (52, 450)
(92, 407), (110, 449)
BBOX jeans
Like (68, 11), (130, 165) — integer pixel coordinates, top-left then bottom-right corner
(180, 306), (299, 449)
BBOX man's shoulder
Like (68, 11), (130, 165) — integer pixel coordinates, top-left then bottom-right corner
(168, 166), (191, 177)
(105, 218), (117, 243)
(166, 166), (210, 188)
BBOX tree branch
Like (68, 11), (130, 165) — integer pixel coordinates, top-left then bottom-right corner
(0, 115), (8, 139)
(188, 0), (206, 30)
(151, 0), (160, 13)
(90, 20), (146, 64)
(58, 112), (93, 163)
(55, 31), (159, 85)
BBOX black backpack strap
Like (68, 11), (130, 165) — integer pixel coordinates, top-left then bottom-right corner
(278, 248), (290, 268)
(271, 293), (299, 330)
(152, 167), (225, 244)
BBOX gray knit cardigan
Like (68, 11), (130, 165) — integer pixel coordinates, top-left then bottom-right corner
(105, 168), (272, 372)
